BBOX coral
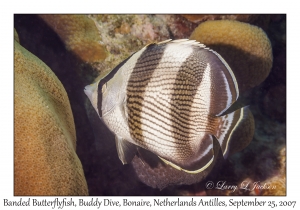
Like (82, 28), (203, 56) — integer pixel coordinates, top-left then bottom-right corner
(261, 176), (286, 196)
(190, 20), (273, 92)
(157, 15), (198, 39)
(39, 14), (107, 63)
(89, 14), (171, 77)
(181, 14), (259, 24)
(14, 38), (88, 195)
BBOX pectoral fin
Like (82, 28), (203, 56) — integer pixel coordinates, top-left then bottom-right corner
(115, 135), (137, 164)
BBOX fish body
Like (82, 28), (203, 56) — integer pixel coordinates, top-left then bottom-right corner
(84, 39), (254, 186)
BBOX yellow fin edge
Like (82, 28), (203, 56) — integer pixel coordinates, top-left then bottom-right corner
(158, 156), (214, 174)
(223, 107), (244, 156)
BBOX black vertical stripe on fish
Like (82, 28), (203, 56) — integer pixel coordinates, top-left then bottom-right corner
(126, 43), (167, 148)
(167, 47), (212, 171)
(127, 41), (195, 159)
(97, 52), (137, 117)
(207, 49), (239, 117)
(194, 49), (247, 158)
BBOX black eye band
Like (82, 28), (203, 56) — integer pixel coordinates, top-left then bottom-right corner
(97, 52), (137, 118)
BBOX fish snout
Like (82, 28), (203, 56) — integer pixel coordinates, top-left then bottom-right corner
(84, 83), (99, 114)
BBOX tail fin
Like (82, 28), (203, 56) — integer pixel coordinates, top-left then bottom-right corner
(214, 106), (255, 159)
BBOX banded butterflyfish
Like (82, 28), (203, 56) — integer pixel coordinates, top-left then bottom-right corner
(84, 39), (254, 189)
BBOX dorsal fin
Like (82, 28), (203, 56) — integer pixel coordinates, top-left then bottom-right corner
(156, 39), (207, 48)
(156, 39), (172, 45)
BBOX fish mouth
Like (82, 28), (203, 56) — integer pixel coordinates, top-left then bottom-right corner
(84, 83), (97, 100)
(84, 86), (92, 100)
(83, 86), (89, 95)
(84, 83), (100, 116)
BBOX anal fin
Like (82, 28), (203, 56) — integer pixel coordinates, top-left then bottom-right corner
(115, 135), (137, 164)
(214, 106), (255, 158)
(157, 135), (221, 174)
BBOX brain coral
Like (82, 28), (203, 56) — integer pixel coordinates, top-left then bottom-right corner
(14, 39), (88, 195)
(190, 20), (273, 92)
(39, 14), (107, 63)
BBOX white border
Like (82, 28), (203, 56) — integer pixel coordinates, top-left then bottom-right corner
(2, 1), (297, 209)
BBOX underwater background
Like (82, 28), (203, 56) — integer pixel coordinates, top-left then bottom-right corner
(14, 14), (286, 196)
